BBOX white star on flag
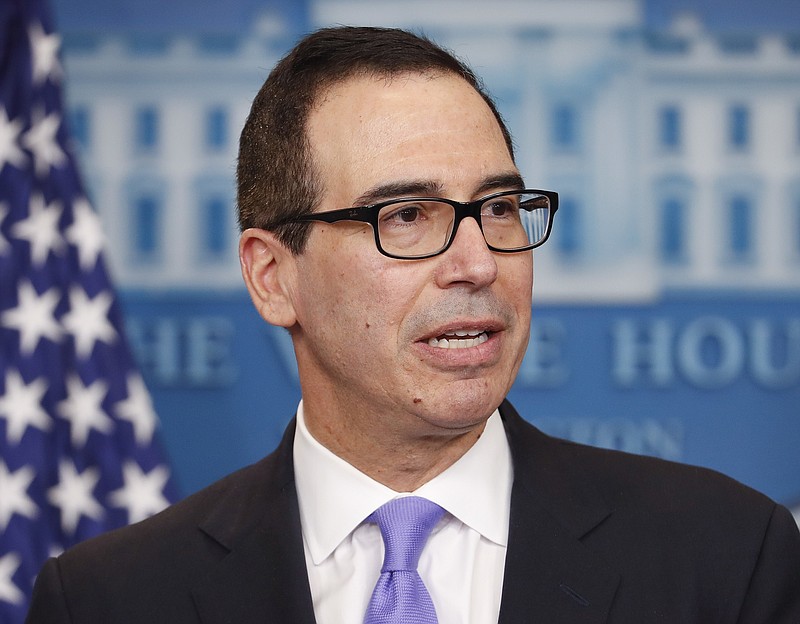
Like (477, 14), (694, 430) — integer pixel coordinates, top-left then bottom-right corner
(0, 463), (38, 531)
(10, 193), (65, 266)
(56, 375), (113, 448)
(61, 287), (117, 358)
(28, 22), (62, 85)
(21, 108), (65, 178)
(108, 462), (170, 524)
(0, 553), (24, 606)
(64, 197), (106, 270)
(0, 370), (51, 445)
(47, 461), (104, 535)
(0, 280), (62, 355)
(115, 374), (158, 445)
(0, 203), (10, 256)
(0, 108), (26, 172)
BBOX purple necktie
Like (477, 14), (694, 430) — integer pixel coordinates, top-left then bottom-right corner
(363, 496), (446, 624)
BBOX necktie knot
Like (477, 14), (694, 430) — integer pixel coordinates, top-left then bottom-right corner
(369, 496), (445, 572)
(363, 496), (445, 624)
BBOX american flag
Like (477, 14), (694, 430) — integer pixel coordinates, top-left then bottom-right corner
(0, 1), (179, 620)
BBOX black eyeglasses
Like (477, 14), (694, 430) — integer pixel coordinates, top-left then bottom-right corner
(275, 189), (559, 259)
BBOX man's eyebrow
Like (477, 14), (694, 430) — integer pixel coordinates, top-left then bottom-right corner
(352, 181), (444, 206)
(474, 172), (526, 196)
(351, 172), (525, 207)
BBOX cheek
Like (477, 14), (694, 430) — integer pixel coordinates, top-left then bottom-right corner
(347, 268), (429, 365)
(357, 265), (417, 329)
(501, 257), (533, 301)
(298, 249), (407, 336)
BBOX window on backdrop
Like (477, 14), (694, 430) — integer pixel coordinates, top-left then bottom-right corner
(69, 105), (91, 152)
(551, 103), (580, 152)
(205, 106), (228, 152)
(658, 105), (682, 151)
(727, 194), (754, 262)
(202, 195), (229, 259)
(660, 196), (687, 263)
(134, 105), (159, 153)
(556, 195), (581, 258)
(728, 104), (750, 151)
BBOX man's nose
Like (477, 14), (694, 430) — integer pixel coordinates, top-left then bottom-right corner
(434, 216), (499, 289)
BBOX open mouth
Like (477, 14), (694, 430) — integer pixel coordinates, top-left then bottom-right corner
(427, 330), (490, 349)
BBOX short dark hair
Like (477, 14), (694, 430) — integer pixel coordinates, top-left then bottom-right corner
(236, 26), (515, 253)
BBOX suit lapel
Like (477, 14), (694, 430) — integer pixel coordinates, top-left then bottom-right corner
(191, 420), (317, 624)
(498, 402), (620, 624)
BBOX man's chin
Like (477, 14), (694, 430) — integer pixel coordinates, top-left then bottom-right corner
(409, 388), (504, 431)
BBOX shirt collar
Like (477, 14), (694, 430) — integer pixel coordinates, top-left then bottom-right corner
(293, 401), (513, 565)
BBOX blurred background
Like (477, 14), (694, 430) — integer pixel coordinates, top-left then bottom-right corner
(51, 0), (800, 506)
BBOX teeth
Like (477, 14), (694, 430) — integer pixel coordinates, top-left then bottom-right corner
(428, 332), (489, 349)
(454, 329), (482, 337)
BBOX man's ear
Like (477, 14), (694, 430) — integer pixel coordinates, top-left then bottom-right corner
(239, 228), (298, 328)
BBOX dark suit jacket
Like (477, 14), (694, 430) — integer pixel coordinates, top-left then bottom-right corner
(26, 401), (800, 623)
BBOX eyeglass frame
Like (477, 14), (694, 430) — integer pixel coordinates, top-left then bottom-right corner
(271, 188), (559, 260)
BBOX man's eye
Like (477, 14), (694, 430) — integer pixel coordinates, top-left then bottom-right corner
(397, 207), (421, 222)
(383, 204), (425, 224)
(485, 200), (516, 217)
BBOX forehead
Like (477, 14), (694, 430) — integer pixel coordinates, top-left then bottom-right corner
(305, 71), (516, 205)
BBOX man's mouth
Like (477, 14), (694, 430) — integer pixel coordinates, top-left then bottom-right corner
(427, 330), (490, 349)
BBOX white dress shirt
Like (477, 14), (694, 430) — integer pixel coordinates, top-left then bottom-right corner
(293, 401), (513, 624)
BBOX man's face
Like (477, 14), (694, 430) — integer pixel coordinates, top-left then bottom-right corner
(285, 72), (532, 440)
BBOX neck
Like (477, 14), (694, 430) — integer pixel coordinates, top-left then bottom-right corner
(302, 401), (487, 492)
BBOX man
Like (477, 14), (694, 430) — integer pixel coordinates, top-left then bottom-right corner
(27, 26), (800, 624)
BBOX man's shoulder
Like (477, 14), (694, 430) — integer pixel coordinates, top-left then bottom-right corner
(501, 402), (800, 620)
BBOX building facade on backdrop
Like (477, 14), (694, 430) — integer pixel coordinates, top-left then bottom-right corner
(62, 0), (800, 298)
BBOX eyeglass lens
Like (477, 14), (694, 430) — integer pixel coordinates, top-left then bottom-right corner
(376, 192), (551, 258)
